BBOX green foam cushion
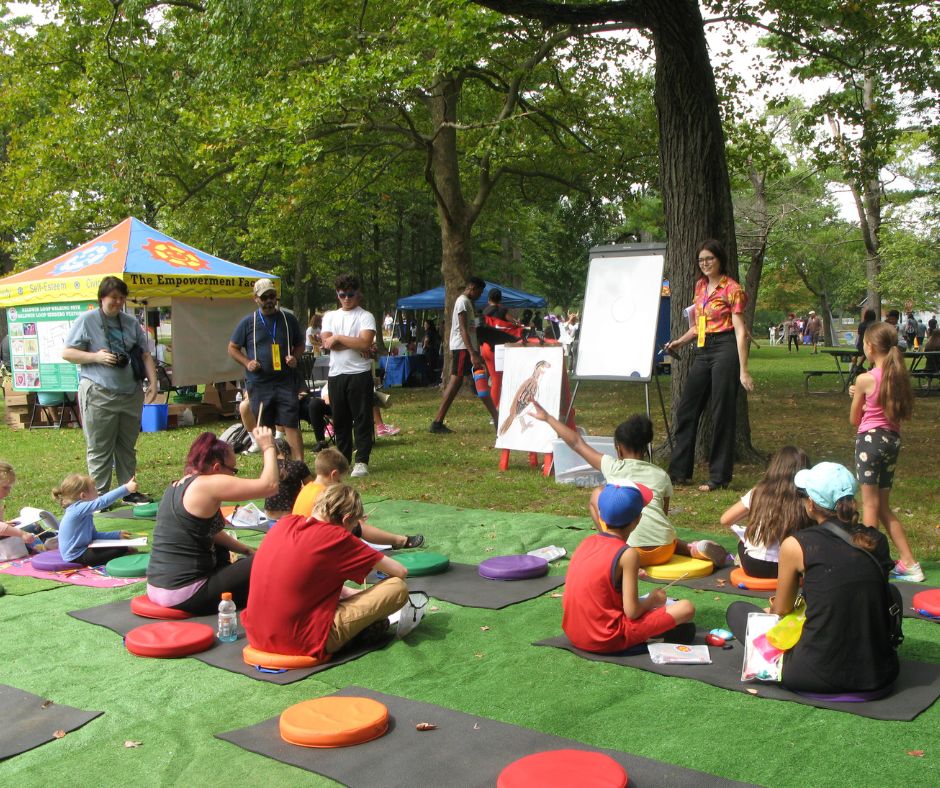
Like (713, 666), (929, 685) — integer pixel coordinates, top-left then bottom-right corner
(106, 553), (150, 578)
(132, 502), (159, 518)
(395, 551), (450, 576)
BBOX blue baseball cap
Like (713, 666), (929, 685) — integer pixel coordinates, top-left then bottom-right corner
(597, 482), (653, 528)
(794, 462), (858, 510)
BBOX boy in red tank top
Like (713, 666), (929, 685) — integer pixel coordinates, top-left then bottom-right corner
(562, 483), (696, 653)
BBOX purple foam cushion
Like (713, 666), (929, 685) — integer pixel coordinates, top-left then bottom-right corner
(478, 554), (549, 581)
(796, 686), (892, 703)
(31, 549), (83, 572)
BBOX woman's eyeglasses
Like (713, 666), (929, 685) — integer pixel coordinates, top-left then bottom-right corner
(698, 255), (717, 264)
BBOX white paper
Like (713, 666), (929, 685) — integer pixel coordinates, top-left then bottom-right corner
(527, 545), (566, 562)
(495, 345), (564, 453)
(88, 537), (148, 548)
(648, 643), (711, 665)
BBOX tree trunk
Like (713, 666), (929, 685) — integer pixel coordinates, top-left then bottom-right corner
(648, 2), (756, 463)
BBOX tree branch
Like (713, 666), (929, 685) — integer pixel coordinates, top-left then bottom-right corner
(470, 1), (649, 28)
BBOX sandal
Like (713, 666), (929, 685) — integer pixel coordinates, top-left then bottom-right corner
(402, 534), (424, 549)
(697, 481), (729, 493)
(669, 475), (692, 486)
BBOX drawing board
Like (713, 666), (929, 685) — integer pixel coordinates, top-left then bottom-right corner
(575, 246), (665, 381)
(495, 345), (563, 453)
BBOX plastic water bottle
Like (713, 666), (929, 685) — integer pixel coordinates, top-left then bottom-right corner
(217, 592), (238, 642)
(472, 365), (490, 398)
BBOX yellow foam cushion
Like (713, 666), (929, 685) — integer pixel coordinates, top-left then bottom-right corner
(645, 554), (713, 580)
(243, 645), (325, 670)
(279, 697), (389, 748)
(730, 567), (778, 591)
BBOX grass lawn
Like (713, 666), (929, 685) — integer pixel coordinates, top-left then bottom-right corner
(1, 345), (938, 786)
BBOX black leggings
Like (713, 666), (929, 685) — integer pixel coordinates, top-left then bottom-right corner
(172, 550), (254, 615)
(737, 543), (779, 579)
(77, 546), (132, 566)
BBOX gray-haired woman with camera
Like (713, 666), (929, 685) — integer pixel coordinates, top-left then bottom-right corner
(62, 275), (158, 501)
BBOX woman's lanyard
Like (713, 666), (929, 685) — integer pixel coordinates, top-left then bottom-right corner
(697, 281), (721, 347)
(99, 308), (128, 355)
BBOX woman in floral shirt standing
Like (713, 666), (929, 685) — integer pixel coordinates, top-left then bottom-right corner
(664, 240), (754, 492)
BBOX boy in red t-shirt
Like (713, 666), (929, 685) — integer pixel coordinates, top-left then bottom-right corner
(563, 483), (696, 653)
(244, 484), (409, 659)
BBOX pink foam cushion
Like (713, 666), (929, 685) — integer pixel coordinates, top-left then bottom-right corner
(130, 595), (194, 620)
(125, 622), (215, 658)
(498, 749), (627, 788)
(31, 549), (83, 572)
(479, 554), (549, 581)
(913, 589), (940, 618)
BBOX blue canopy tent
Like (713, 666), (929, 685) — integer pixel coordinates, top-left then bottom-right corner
(396, 281), (547, 311)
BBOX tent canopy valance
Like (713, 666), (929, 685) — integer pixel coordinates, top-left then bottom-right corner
(0, 217), (277, 307)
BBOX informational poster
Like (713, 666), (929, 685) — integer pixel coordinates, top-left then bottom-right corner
(495, 345), (564, 453)
(6, 302), (93, 391)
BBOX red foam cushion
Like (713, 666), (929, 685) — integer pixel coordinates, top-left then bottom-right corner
(730, 567), (778, 591)
(125, 622), (215, 658)
(243, 645), (324, 670)
(131, 595), (194, 620)
(279, 697), (389, 748)
(498, 749), (627, 788)
(913, 589), (940, 618)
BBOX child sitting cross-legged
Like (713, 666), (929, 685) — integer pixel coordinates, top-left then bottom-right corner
(292, 448), (423, 549)
(563, 482), (696, 652)
(532, 403), (728, 569)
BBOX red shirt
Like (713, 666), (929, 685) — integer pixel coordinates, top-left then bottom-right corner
(243, 515), (382, 659)
(694, 275), (746, 335)
(562, 533), (632, 652)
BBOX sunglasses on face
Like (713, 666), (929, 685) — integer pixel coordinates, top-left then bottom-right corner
(222, 463), (239, 475)
(336, 291), (358, 299)
(258, 293), (277, 301)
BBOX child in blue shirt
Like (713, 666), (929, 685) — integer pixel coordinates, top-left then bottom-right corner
(54, 473), (136, 565)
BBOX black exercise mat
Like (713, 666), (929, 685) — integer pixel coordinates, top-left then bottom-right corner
(535, 635), (940, 721)
(0, 684), (102, 761)
(68, 600), (390, 685)
(366, 559), (565, 610)
(216, 685), (753, 787)
(646, 567), (939, 621)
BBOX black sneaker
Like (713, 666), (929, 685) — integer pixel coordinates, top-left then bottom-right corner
(312, 440), (331, 452)
(429, 421), (453, 434)
(348, 618), (391, 650)
(123, 492), (153, 505)
(402, 534), (424, 549)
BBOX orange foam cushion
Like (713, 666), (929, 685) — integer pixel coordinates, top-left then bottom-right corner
(498, 749), (627, 788)
(279, 697), (389, 748)
(730, 567), (778, 591)
(130, 595), (194, 620)
(913, 589), (940, 618)
(125, 622), (215, 658)
(243, 645), (325, 670)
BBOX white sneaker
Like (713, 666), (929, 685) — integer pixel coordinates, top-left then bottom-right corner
(243, 441), (261, 454)
(351, 462), (369, 478)
(275, 430), (286, 441)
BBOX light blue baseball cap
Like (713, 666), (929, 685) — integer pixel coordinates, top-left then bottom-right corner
(794, 462), (858, 510)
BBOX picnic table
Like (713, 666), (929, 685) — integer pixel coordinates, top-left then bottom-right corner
(805, 348), (940, 394)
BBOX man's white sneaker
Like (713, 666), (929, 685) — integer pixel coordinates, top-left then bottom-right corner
(351, 462), (369, 478)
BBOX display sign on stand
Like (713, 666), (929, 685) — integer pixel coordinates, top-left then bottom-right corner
(6, 302), (92, 391)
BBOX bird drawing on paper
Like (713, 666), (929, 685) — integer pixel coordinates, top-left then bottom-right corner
(499, 360), (550, 435)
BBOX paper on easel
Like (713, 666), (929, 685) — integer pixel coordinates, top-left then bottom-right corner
(88, 537), (148, 548)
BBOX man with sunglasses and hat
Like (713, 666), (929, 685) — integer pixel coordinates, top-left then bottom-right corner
(228, 278), (305, 461)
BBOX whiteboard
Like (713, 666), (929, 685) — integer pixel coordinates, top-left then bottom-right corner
(575, 249), (665, 381)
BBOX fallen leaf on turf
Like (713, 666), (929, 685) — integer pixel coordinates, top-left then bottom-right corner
(474, 652), (485, 658)
(484, 547), (494, 552)
(124, 740), (143, 748)
(716, 579), (728, 587)
(714, 596), (721, 601)
(907, 750), (925, 757)
(746, 689), (758, 695)
(416, 722), (436, 731)
(430, 606), (439, 612)
(53, 730), (66, 739)
(551, 593), (563, 598)
(480, 626), (490, 631)
(40, 700), (53, 709)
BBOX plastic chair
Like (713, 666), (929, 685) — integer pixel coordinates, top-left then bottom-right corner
(29, 392), (80, 429)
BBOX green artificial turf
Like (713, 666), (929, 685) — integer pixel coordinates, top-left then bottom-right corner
(2, 347), (939, 785)
(1, 500), (938, 787)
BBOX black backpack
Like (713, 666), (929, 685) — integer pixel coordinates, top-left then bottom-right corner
(219, 423), (253, 454)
